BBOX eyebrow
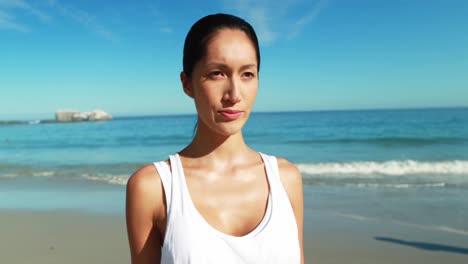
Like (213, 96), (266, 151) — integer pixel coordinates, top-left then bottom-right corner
(205, 62), (257, 70)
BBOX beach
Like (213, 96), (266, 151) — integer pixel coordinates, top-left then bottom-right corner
(1, 109), (468, 263)
(0, 211), (129, 264)
(2, 185), (468, 264)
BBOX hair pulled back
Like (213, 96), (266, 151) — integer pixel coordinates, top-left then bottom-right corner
(182, 13), (260, 78)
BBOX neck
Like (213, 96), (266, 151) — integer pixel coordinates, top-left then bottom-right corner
(179, 120), (250, 164)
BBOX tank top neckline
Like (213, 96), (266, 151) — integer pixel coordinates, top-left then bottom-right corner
(172, 152), (273, 240)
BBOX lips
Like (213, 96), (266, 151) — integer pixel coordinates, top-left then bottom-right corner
(218, 110), (243, 120)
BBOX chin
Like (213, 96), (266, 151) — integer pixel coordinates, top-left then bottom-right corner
(214, 121), (245, 136)
(205, 115), (248, 136)
(197, 112), (250, 137)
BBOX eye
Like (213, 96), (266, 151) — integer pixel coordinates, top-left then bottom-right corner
(242, 71), (256, 79)
(209, 71), (225, 79)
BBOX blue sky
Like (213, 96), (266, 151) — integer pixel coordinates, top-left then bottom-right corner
(1, 0), (467, 120)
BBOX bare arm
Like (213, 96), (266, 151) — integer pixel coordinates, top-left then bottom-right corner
(126, 165), (165, 264)
(278, 158), (305, 264)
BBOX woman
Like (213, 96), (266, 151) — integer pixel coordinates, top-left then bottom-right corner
(126, 13), (304, 264)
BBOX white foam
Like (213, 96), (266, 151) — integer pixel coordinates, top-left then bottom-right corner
(347, 182), (446, 188)
(0, 173), (18, 178)
(333, 211), (468, 237)
(32, 171), (55, 177)
(436, 226), (468, 236)
(333, 212), (372, 221)
(0, 171), (55, 178)
(81, 174), (129, 185)
(28, 120), (41, 125)
(393, 220), (468, 237)
(297, 160), (468, 176)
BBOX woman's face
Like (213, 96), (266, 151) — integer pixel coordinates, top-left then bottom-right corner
(183, 28), (259, 137)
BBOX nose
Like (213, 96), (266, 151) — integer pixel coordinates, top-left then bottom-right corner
(223, 77), (242, 104)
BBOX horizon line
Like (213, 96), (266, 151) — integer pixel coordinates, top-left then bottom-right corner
(1, 106), (467, 122)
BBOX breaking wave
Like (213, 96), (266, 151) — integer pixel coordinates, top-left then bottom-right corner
(297, 160), (468, 176)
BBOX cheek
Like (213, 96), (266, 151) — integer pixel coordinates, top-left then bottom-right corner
(193, 87), (219, 111)
(245, 82), (259, 102)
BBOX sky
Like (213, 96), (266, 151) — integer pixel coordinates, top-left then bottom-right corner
(1, 0), (467, 120)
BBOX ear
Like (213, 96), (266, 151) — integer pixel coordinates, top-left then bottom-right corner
(180, 72), (194, 98)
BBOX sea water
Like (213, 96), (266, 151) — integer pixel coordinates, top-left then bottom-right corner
(1, 108), (468, 235)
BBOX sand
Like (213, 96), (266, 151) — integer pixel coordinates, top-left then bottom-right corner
(304, 212), (468, 263)
(0, 211), (129, 264)
(1, 209), (467, 264)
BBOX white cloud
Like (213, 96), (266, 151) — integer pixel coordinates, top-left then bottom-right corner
(0, 0), (50, 32)
(0, 0), (118, 41)
(146, 1), (173, 34)
(288, 0), (329, 39)
(46, 0), (118, 41)
(224, 0), (278, 44)
(223, 0), (329, 43)
(160, 26), (172, 33)
(0, 9), (28, 31)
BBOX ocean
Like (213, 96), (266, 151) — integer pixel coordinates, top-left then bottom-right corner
(1, 108), (468, 236)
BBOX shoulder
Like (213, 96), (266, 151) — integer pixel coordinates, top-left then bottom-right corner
(126, 163), (165, 220)
(276, 157), (302, 189)
(127, 164), (160, 194)
(126, 163), (166, 262)
(276, 157), (303, 208)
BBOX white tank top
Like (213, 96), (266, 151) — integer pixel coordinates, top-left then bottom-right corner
(153, 153), (300, 264)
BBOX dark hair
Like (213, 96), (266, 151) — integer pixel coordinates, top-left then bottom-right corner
(182, 13), (261, 78)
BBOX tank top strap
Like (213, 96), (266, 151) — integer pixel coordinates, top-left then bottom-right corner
(153, 155), (187, 216)
(153, 160), (173, 215)
(169, 154), (191, 213)
(154, 154), (191, 217)
(260, 152), (281, 192)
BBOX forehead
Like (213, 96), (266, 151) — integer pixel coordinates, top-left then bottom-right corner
(203, 28), (257, 65)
